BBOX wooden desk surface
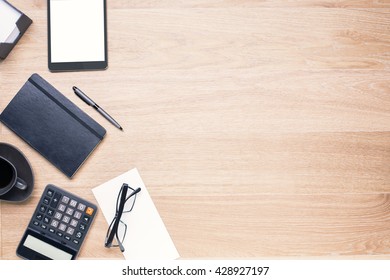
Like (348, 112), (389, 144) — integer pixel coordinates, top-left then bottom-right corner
(1, 1), (389, 259)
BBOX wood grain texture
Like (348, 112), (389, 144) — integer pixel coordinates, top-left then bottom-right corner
(159, 194), (390, 257)
(11, 1), (390, 9)
(0, 1), (389, 259)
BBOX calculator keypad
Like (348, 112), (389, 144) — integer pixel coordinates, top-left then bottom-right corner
(30, 185), (97, 251)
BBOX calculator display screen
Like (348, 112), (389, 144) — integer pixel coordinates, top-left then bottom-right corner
(24, 234), (73, 260)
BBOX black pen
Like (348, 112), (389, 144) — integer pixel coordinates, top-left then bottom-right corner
(73, 86), (123, 131)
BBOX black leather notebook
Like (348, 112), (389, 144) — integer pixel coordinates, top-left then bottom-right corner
(0, 73), (106, 178)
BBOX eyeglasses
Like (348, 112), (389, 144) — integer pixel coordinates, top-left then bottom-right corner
(104, 183), (141, 252)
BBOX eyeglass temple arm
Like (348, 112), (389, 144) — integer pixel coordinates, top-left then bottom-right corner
(127, 187), (141, 199)
(105, 184), (129, 246)
(105, 186), (142, 248)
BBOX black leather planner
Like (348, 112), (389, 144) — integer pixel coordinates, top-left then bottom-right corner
(0, 73), (106, 178)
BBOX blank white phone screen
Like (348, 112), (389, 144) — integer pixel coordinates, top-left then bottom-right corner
(50, 0), (105, 63)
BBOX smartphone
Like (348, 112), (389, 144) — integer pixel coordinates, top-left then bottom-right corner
(47, 0), (108, 71)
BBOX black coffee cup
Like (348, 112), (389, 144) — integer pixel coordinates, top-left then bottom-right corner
(0, 156), (28, 196)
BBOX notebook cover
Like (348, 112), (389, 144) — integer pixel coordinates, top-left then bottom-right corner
(0, 73), (106, 178)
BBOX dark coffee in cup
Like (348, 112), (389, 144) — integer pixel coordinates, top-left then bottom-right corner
(0, 156), (27, 196)
(0, 157), (14, 188)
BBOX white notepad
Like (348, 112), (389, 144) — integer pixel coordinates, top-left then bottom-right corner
(0, 0), (22, 43)
(92, 168), (180, 260)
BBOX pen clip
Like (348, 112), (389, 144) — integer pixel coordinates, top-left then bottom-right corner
(73, 86), (96, 107)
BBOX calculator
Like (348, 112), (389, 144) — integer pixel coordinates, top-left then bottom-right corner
(16, 184), (97, 260)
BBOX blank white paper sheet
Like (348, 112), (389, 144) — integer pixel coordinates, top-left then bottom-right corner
(92, 168), (180, 260)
